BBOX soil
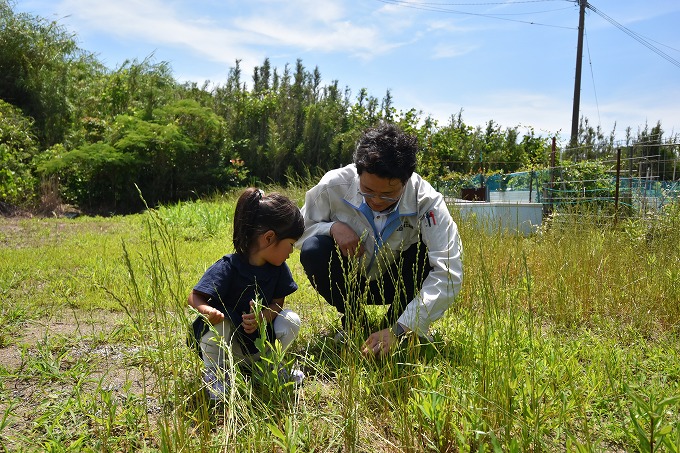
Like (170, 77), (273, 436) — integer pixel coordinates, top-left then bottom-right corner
(0, 212), (159, 426)
(0, 308), (158, 445)
(0, 309), (127, 368)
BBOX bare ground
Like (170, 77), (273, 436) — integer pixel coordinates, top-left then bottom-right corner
(0, 307), (160, 448)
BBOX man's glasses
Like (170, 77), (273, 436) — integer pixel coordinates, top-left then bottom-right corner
(358, 191), (402, 203)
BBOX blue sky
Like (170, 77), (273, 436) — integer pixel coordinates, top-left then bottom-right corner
(15, 0), (680, 144)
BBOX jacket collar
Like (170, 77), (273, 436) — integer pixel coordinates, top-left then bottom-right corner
(342, 166), (418, 216)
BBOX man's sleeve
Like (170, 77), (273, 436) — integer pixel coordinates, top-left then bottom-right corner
(397, 197), (463, 335)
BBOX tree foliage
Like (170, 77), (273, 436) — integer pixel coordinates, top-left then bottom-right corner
(0, 1), (677, 213)
(39, 100), (232, 211)
(0, 100), (39, 205)
(0, 1), (102, 146)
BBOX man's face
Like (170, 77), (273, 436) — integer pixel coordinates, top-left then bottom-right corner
(358, 172), (404, 212)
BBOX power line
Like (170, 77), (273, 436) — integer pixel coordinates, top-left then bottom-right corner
(375, 0), (576, 29)
(402, 1), (569, 4)
(470, 6), (575, 17)
(584, 28), (601, 127)
(586, 3), (680, 70)
(642, 36), (680, 55)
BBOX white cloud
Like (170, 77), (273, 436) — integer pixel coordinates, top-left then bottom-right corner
(431, 43), (478, 59)
(56, 0), (396, 62)
(59, 0), (261, 65)
(405, 89), (571, 139)
(425, 18), (500, 35)
(276, 0), (346, 23)
(237, 17), (386, 56)
(412, 88), (680, 144)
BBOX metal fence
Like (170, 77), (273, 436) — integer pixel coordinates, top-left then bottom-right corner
(438, 157), (680, 217)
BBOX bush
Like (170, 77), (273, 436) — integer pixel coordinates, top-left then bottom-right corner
(0, 100), (39, 207)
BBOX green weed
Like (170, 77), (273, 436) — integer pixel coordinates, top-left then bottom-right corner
(1, 194), (679, 451)
(624, 385), (680, 452)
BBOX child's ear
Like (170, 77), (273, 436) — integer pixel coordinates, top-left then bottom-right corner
(263, 230), (276, 245)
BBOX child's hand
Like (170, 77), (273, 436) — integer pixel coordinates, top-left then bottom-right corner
(200, 305), (224, 325)
(241, 300), (261, 334)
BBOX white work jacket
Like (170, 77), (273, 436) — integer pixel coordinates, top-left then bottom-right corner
(297, 164), (463, 335)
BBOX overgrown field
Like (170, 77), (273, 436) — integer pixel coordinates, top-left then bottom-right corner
(1, 187), (679, 452)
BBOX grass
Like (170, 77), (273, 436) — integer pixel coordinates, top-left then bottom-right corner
(0, 187), (679, 452)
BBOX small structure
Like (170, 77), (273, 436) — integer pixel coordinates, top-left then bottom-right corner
(451, 199), (543, 236)
(460, 187), (487, 201)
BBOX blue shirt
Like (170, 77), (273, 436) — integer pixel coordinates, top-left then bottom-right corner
(192, 253), (298, 355)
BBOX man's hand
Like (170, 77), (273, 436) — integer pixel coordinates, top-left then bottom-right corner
(361, 328), (398, 357)
(330, 222), (365, 257)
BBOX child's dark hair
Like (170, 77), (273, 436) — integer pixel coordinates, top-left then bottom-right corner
(233, 188), (305, 256)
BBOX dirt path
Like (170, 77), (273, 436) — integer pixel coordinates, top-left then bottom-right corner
(0, 309), (127, 370)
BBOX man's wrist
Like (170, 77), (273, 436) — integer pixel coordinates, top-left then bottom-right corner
(391, 322), (407, 338)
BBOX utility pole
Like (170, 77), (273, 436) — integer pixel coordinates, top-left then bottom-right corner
(570, 0), (587, 148)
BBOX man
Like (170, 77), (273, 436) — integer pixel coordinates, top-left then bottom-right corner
(297, 122), (463, 357)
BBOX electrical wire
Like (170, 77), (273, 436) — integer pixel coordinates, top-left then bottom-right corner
(375, 0), (576, 29)
(586, 3), (680, 70)
(584, 27), (601, 128)
(406, 1), (568, 4)
(377, 0), (680, 67)
(467, 6), (575, 17)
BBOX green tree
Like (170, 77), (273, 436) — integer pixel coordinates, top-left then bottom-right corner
(0, 1), (96, 146)
(634, 121), (677, 181)
(153, 99), (231, 196)
(0, 100), (39, 206)
(38, 142), (139, 209)
(521, 128), (550, 168)
(427, 111), (476, 176)
(100, 57), (177, 120)
(564, 115), (615, 161)
(40, 100), (231, 211)
(298, 83), (347, 173)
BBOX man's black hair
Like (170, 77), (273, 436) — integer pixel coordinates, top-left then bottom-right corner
(353, 122), (418, 183)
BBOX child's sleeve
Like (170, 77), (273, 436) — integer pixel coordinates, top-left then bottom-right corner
(273, 263), (298, 299)
(193, 258), (231, 305)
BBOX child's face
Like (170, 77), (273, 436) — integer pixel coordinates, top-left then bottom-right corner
(261, 237), (296, 266)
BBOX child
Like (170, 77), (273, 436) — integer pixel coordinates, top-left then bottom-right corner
(188, 188), (305, 401)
